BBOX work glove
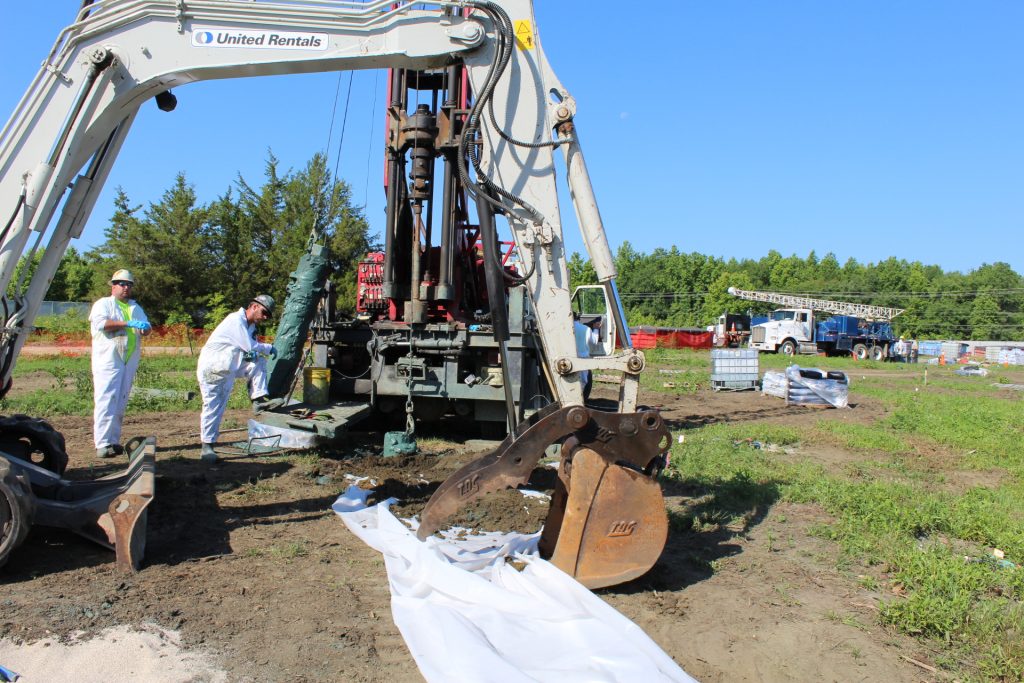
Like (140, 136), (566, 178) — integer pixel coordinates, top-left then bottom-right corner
(241, 351), (256, 363)
(268, 346), (278, 359)
(126, 320), (151, 332)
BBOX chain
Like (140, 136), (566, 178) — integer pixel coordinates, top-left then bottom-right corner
(405, 386), (415, 436)
(404, 329), (415, 436)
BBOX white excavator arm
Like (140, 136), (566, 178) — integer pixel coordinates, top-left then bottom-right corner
(0, 0), (643, 407)
(2, 1), (670, 587)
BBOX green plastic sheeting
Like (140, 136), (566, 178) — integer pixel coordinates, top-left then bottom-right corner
(266, 243), (330, 398)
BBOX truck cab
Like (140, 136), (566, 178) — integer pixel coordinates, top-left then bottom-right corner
(749, 308), (814, 355)
(714, 312), (752, 347)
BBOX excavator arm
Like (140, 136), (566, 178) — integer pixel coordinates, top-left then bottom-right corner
(0, 0), (669, 586)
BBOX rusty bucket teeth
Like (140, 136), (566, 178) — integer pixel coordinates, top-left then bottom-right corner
(418, 405), (671, 589)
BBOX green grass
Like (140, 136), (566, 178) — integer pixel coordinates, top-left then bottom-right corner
(813, 420), (913, 454)
(666, 385), (1024, 680)
(884, 392), (1024, 473)
(639, 348), (710, 394)
(0, 353), (258, 416)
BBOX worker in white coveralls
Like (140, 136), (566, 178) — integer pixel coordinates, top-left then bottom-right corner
(90, 269), (151, 459)
(196, 295), (282, 463)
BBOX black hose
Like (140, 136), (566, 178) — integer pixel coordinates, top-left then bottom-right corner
(476, 187), (510, 342)
(0, 195), (26, 248)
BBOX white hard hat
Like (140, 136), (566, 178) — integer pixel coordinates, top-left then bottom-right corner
(110, 269), (135, 284)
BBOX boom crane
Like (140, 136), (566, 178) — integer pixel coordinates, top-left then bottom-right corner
(727, 287), (904, 321)
(0, 0), (670, 587)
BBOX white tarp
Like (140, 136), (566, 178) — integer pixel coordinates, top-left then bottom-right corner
(783, 365), (849, 408)
(761, 370), (787, 399)
(332, 486), (696, 683)
(246, 417), (319, 450)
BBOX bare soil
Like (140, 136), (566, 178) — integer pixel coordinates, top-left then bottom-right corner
(4, 363), (1007, 682)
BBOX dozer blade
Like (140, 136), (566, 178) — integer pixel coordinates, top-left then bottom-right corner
(418, 404), (671, 588)
(13, 437), (155, 572)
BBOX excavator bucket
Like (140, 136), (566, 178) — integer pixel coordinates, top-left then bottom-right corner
(418, 404), (671, 588)
(539, 442), (668, 589)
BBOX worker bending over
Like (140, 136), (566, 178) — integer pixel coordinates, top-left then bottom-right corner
(90, 269), (151, 459)
(196, 295), (280, 463)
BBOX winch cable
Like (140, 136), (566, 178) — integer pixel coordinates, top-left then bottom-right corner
(362, 70), (381, 211)
(307, 70), (354, 251)
(324, 71), (355, 243)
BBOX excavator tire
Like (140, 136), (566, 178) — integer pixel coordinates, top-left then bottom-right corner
(0, 458), (35, 569)
(0, 414), (69, 476)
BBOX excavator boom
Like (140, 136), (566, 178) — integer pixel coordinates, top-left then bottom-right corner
(0, 0), (668, 585)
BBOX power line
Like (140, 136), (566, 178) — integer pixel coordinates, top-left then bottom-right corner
(617, 289), (1024, 301)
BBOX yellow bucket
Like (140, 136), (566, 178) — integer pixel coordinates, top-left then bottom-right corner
(303, 367), (331, 406)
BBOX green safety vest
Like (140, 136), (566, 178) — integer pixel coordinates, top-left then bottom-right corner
(116, 299), (138, 361)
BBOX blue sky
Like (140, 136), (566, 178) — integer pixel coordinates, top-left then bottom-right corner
(2, 2), (1021, 275)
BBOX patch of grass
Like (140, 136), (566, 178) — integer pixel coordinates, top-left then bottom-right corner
(643, 348), (712, 370)
(232, 475), (279, 500)
(293, 453), (322, 477)
(668, 411), (1024, 679)
(268, 541), (308, 560)
(884, 392), (1024, 474)
(813, 420), (912, 454)
(641, 367), (707, 395)
(1, 353), (259, 415)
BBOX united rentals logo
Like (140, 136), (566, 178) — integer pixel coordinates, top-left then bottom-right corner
(191, 28), (328, 51)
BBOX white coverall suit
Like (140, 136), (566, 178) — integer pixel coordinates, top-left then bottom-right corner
(90, 296), (149, 450)
(196, 308), (273, 444)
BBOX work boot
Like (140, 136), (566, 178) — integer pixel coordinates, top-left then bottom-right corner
(251, 395), (285, 414)
(200, 443), (218, 464)
(96, 445), (117, 459)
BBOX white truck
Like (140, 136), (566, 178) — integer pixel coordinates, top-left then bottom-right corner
(728, 287), (904, 360)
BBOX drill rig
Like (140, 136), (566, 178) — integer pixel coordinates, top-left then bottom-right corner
(0, 0), (670, 587)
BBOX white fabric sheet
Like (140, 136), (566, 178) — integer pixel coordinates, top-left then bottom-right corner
(332, 486), (697, 683)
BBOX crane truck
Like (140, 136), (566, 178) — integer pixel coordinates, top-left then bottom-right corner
(0, 0), (669, 588)
(728, 287), (904, 360)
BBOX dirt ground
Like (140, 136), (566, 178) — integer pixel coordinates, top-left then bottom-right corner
(0, 362), (990, 682)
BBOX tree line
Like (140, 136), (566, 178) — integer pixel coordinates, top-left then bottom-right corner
(568, 245), (1023, 341)
(15, 153), (1021, 341)
(12, 152), (371, 328)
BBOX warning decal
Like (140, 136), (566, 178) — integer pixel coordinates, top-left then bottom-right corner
(513, 20), (535, 50)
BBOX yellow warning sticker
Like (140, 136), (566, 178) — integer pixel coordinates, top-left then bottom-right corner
(514, 19), (535, 50)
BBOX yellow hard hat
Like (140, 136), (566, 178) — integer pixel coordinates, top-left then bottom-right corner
(110, 269), (135, 284)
